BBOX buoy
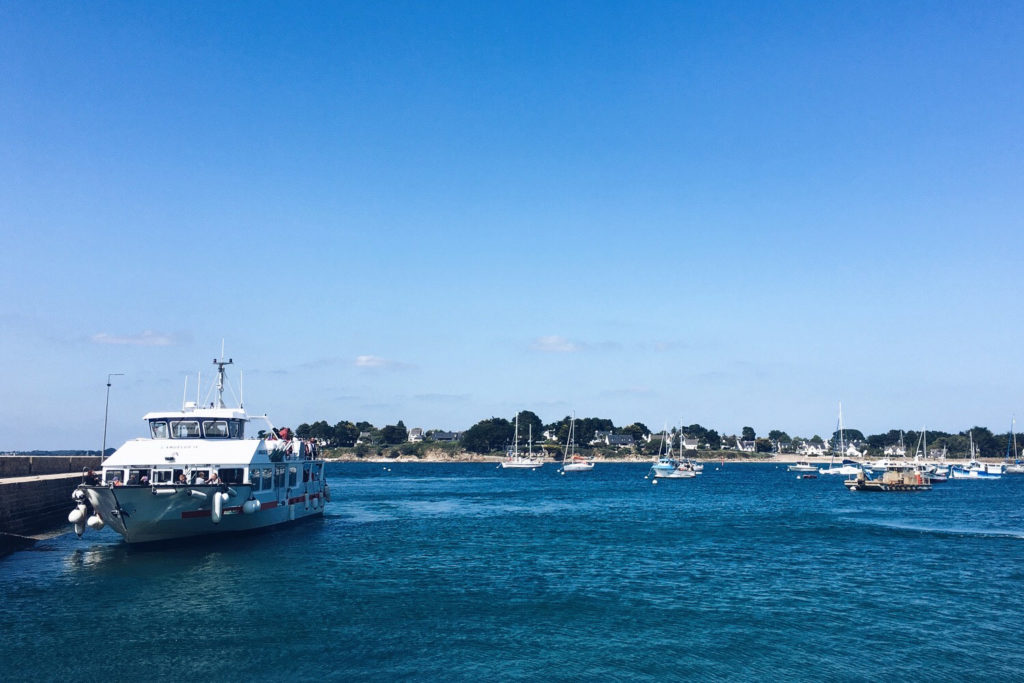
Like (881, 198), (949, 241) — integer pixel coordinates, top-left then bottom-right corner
(87, 514), (104, 531)
(68, 504), (87, 525)
(652, 479), (659, 485)
(211, 491), (225, 523)
(560, 470), (565, 476)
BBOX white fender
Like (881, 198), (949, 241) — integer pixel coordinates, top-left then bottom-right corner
(242, 499), (260, 514)
(187, 489), (208, 500)
(74, 521), (85, 537)
(87, 514), (105, 531)
(304, 493), (309, 511)
(211, 491), (227, 524)
(323, 483), (331, 502)
(311, 494), (319, 510)
(68, 503), (87, 525)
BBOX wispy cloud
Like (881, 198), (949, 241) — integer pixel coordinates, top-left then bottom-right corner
(91, 331), (188, 347)
(354, 355), (414, 370)
(531, 335), (581, 353)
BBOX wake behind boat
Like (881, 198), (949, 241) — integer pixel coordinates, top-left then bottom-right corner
(67, 357), (329, 544)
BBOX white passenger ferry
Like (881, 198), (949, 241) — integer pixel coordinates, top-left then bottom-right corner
(68, 357), (328, 543)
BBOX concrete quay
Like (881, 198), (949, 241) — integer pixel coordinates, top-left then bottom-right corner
(0, 456), (102, 554)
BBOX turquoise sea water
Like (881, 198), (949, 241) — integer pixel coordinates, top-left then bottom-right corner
(3, 462), (1024, 681)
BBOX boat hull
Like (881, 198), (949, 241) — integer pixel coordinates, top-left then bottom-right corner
(80, 484), (326, 544)
(562, 462), (594, 471)
(501, 460), (543, 469)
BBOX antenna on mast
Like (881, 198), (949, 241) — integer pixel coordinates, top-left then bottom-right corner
(182, 376), (189, 410)
(212, 354), (234, 409)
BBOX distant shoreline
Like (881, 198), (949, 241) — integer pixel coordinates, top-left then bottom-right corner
(323, 453), (987, 465)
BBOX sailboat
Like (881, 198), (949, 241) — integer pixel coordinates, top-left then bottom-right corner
(561, 414), (594, 472)
(820, 403), (862, 476)
(1004, 419), (1024, 474)
(501, 415), (543, 469)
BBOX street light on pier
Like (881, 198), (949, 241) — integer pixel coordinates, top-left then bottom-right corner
(102, 373), (124, 458)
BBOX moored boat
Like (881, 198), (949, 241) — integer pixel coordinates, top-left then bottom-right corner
(67, 357), (329, 543)
(845, 466), (931, 492)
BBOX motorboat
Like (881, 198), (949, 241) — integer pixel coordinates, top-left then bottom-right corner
(650, 456), (697, 479)
(949, 460), (1002, 480)
(67, 357), (329, 543)
(787, 461), (817, 472)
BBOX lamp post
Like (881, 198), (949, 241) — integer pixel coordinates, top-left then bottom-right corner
(102, 373), (124, 458)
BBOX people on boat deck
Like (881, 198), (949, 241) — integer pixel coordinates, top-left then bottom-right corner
(193, 472), (207, 485)
(83, 470), (100, 486)
(139, 475), (149, 486)
(127, 473), (140, 485)
(206, 472), (221, 485)
(112, 477), (122, 486)
(177, 473), (187, 485)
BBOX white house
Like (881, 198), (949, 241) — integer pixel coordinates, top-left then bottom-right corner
(682, 437), (699, 451)
(408, 427), (424, 443)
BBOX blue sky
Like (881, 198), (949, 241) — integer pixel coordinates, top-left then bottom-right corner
(2, 2), (1022, 450)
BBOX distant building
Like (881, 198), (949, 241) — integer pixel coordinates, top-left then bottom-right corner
(884, 444), (907, 457)
(430, 430), (460, 442)
(682, 437), (699, 451)
(591, 430), (634, 447)
(408, 428), (424, 443)
(356, 431), (375, 445)
(737, 439), (756, 453)
(797, 442), (827, 456)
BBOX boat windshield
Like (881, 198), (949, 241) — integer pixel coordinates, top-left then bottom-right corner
(150, 418), (244, 439)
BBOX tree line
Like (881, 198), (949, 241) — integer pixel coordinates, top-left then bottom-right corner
(295, 413), (1020, 458)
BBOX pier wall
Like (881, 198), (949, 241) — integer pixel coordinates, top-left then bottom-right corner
(0, 457), (101, 537)
(0, 455), (101, 478)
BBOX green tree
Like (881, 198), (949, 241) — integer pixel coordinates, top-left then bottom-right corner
(767, 430), (791, 444)
(741, 426), (756, 441)
(333, 421), (360, 447)
(621, 422), (651, 444)
(514, 410), (544, 444)
(462, 417), (514, 453)
(705, 429), (722, 450)
(755, 438), (774, 453)
(380, 420), (409, 445)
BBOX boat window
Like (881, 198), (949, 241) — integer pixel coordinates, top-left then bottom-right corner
(150, 421), (169, 439)
(288, 466), (297, 487)
(192, 470), (209, 484)
(229, 421), (244, 439)
(128, 468), (151, 485)
(220, 468), (243, 485)
(275, 464), (285, 488)
(173, 468), (184, 483)
(262, 467), (272, 490)
(105, 469), (124, 485)
(171, 420), (201, 439)
(154, 470), (173, 484)
(249, 468), (261, 489)
(203, 420), (229, 438)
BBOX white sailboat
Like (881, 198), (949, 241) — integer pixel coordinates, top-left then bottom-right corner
(1004, 419), (1024, 474)
(561, 414), (594, 472)
(820, 403), (862, 476)
(501, 415), (543, 469)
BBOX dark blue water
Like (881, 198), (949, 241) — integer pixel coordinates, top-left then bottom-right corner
(3, 463), (1024, 681)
